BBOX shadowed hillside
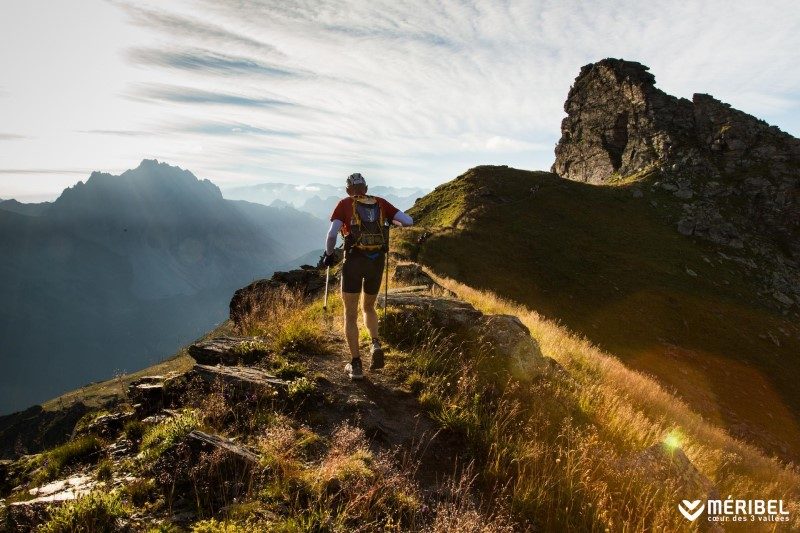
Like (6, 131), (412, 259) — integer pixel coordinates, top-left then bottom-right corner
(405, 164), (800, 462)
(0, 160), (326, 414)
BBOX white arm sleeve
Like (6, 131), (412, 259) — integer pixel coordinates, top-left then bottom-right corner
(392, 210), (413, 226)
(325, 220), (343, 255)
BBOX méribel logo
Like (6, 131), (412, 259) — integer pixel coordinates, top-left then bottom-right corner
(679, 499), (705, 521)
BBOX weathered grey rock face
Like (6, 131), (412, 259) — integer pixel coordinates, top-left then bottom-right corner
(553, 59), (696, 184)
(188, 336), (269, 366)
(552, 58), (800, 265)
(392, 263), (435, 287)
(381, 286), (555, 379)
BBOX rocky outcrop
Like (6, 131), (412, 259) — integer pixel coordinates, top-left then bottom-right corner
(553, 59), (692, 183)
(229, 266), (328, 327)
(552, 59), (800, 260)
(127, 373), (188, 417)
(380, 286), (554, 379)
(553, 59), (800, 186)
(189, 364), (288, 400)
(392, 263), (435, 287)
(72, 411), (134, 440)
(188, 336), (269, 366)
(551, 58), (800, 307)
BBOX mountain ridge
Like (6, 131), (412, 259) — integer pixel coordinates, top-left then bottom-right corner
(0, 160), (325, 414)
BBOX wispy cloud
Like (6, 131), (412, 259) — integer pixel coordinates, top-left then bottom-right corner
(2, 0), (800, 199)
(114, 2), (280, 56)
(0, 133), (28, 141)
(127, 83), (298, 108)
(127, 47), (300, 78)
(177, 121), (300, 137)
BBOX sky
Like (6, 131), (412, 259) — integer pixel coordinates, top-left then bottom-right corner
(1, 0), (799, 202)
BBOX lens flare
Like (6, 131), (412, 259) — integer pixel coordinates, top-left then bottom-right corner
(664, 430), (681, 449)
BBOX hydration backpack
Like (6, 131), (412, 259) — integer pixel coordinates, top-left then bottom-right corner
(344, 196), (388, 252)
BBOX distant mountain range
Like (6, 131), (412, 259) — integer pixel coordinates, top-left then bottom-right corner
(222, 182), (429, 215)
(0, 160), (326, 414)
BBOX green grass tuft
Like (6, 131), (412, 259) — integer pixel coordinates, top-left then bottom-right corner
(140, 410), (200, 461)
(39, 490), (129, 533)
(32, 435), (104, 485)
(95, 459), (113, 482)
(123, 419), (146, 444)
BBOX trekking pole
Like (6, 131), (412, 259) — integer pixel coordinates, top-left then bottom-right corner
(383, 224), (390, 327)
(323, 266), (330, 311)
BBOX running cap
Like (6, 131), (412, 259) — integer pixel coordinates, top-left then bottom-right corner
(346, 173), (366, 187)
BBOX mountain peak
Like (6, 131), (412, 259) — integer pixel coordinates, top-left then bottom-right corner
(54, 160), (222, 214)
(574, 58), (655, 88)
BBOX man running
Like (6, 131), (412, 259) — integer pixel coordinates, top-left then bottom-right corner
(321, 173), (413, 379)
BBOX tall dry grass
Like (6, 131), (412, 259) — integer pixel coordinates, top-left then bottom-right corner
(412, 268), (800, 531)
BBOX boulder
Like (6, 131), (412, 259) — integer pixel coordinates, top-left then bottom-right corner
(184, 430), (259, 464)
(381, 291), (557, 379)
(188, 336), (269, 366)
(127, 373), (188, 417)
(380, 292), (483, 333)
(7, 474), (99, 530)
(392, 263), (435, 287)
(189, 364), (288, 401)
(72, 411), (134, 440)
(475, 315), (549, 378)
(622, 442), (718, 504)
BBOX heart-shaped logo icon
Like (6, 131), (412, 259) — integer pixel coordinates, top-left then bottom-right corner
(678, 499), (705, 521)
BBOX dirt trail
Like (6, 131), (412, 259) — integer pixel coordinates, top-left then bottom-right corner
(300, 310), (463, 490)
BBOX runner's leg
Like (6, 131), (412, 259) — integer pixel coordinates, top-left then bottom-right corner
(362, 292), (379, 341)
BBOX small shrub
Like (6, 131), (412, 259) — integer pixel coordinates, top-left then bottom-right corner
(39, 490), (129, 533)
(287, 377), (316, 402)
(140, 410), (200, 460)
(147, 525), (182, 533)
(123, 419), (146, 443)
(197, 388), (231, 432)
(418, 389), (443, 413)
(122, 477), (156, 507)
(294, 427), (325, 460)
(231, 340), (270, 364)
(405, 372), (426, 395)
(311, 425), (423, 528)
(272, 360), (307, 380)
(237, 285), (306, 337)
(95, 459), (113, 482)
(192, 518), (251, 532)
(233, 339), (270, 356)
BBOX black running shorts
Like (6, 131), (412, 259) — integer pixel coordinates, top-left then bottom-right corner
(341, 250), (385, 294)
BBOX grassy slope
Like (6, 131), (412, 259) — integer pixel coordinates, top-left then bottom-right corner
(406, 165), (800, 460)
(39, 324), (232, 412)
(10, 255), (800, 530)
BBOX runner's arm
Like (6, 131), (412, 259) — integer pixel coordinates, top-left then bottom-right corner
(392, 211), (413, 226)
(325, 219), (343, 255)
